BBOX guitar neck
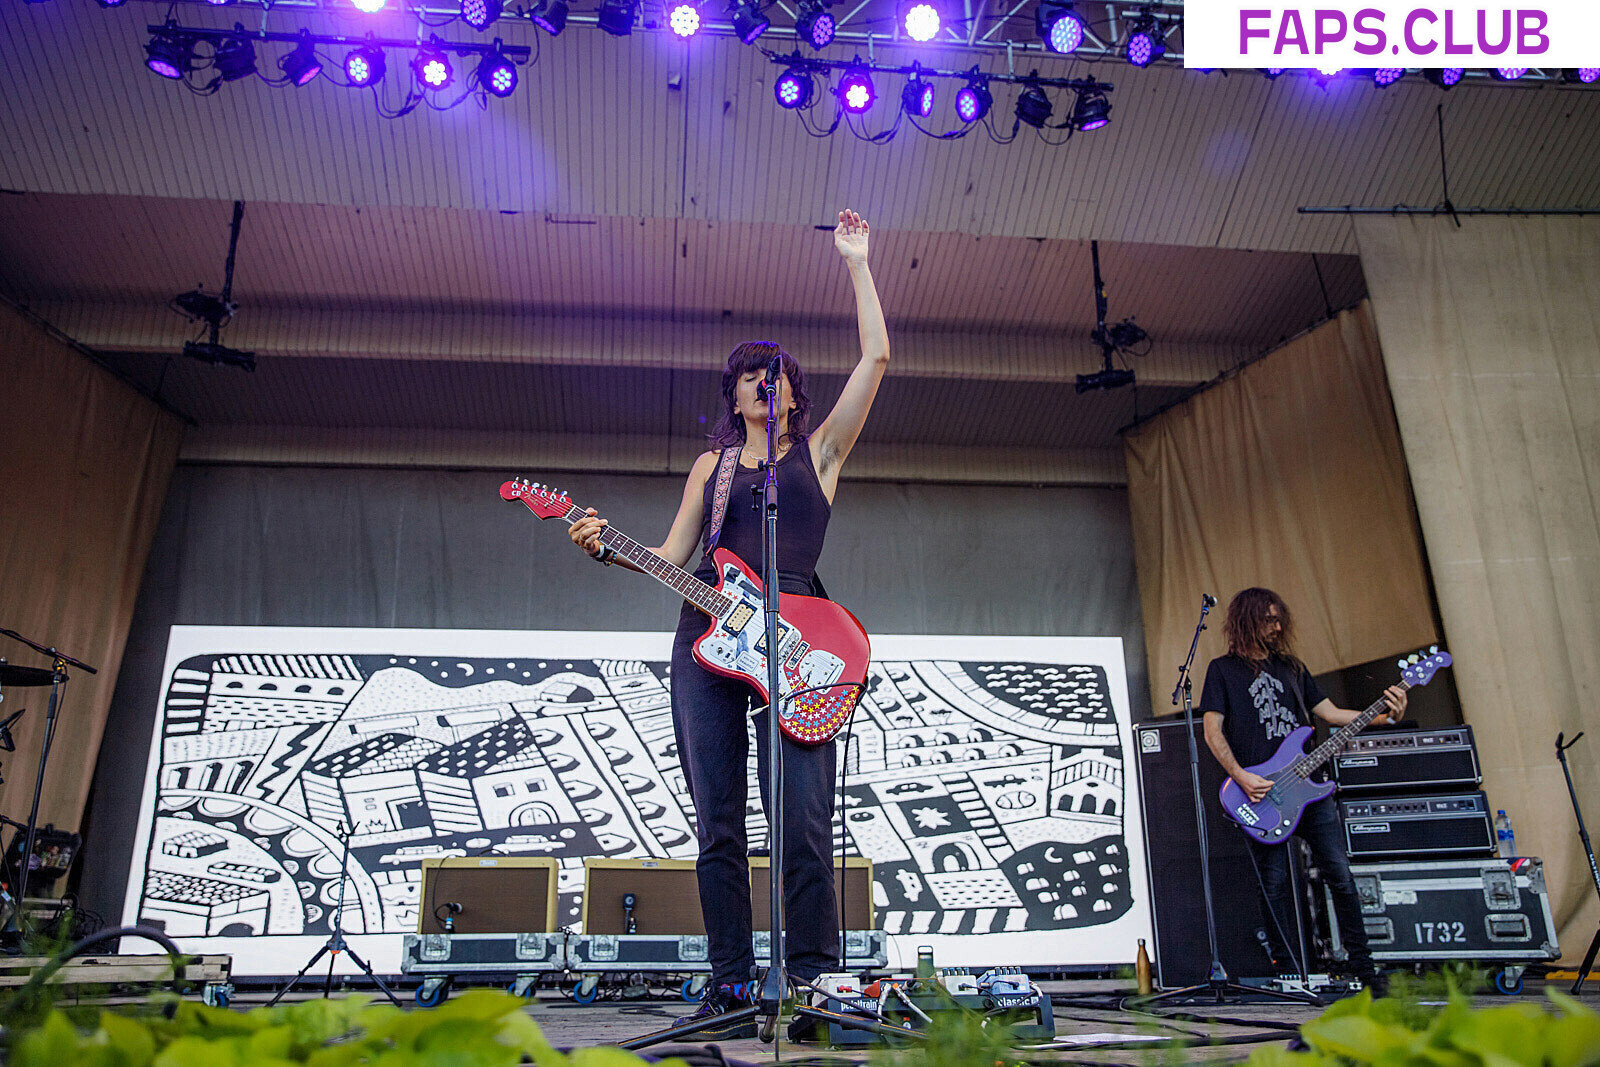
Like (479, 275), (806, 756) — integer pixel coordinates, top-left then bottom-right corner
(1299, 680), (1411, 775)
(554, 501), (728, 616)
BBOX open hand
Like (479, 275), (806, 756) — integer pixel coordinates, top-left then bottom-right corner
(834, 209), (869, 263)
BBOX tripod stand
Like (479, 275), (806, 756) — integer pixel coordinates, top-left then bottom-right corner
(1134, 595), (1313, 1007)
(1556, 731), (1600, 995)
(268, 823), (401, 1007)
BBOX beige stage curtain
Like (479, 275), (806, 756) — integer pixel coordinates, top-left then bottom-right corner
(1355, 215), (1600, 964)
(0, 303), (184, 862)
(1124, 301), (1439, 717)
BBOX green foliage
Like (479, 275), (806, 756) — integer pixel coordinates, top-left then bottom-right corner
(5, 990), (681, 1067)
(869, 997), (1023, 1067)
(1246, 982), (1600, 1067)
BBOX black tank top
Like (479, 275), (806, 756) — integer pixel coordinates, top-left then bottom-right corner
(692, 442), (831, 596)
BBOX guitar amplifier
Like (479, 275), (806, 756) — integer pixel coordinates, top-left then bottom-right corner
(417, 857), (558, 934)
(1340, 791), (1495, 859)
(1324, 857), (1560, 965)
(1332, 726), (1481, 792)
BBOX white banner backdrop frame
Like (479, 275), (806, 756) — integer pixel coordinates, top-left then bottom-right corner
(122, 626), (1153, 976)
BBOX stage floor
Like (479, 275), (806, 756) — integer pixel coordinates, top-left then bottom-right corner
(211, 978), (1593, 1064)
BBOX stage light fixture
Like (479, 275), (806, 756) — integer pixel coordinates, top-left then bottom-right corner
(1372, 67), (1404, 87)
(1564, 68), (1600, 84)
(476, 45), (517, 95)
(1036, 1), (1084, 54)
(203, 0), (236, 6)
(279, 32), (323, 86)
(795, 0), (834, 49)
(213, 35), (257, 82)
(774, 66), (814, 108)
(1314, 65), (1341, 80)
(344, 44), (385, 86)
(1071, 82), (1110, 130)
(837, 66), (875, 112)
(669, 2), (701, 36)
(731, 0), (770, 43)
(94, 0), (129, 7)
(954, 76), (990, 122)
(412, 42), (454, 88)
(597, 0), (636, 35)
(1493, 67), (1527, 80)
(351, 0), (387, 12)
(1124, 10), (1165, 67)
(901, 75), (934, 116)
(904, 2), (939, 42)
(145, 30), (195, 79)
(461, 0), (503, 30)
(1424, 67), (1463, 89)
(1260, 67), (1285, 79)
(529, 0), (568, 34)
(1015, 83), (1051, 128)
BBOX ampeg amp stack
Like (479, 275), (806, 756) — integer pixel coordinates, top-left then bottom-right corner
(1332, 726), (1482, 793)
(1331, 725), (1492, 861)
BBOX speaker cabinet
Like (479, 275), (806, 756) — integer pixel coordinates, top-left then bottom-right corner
(582, 858), (705, 935)
(417, 857), (558, 934)
(749, 856), (875, 931)
(1135, 718), (1311, 986)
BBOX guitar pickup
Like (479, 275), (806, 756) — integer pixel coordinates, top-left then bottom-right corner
(724, 603), (755, 632)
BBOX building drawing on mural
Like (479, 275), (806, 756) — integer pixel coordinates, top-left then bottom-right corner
(132, 637), (1134, 964)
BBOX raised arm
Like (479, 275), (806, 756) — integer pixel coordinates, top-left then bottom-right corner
(811, 209), (889, 495)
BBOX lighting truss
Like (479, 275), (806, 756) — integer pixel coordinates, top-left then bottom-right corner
(762, 50), (1113, 144)
(143, 22), (530, 112)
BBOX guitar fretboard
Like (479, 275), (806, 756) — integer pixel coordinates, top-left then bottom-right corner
(554, 501), (731, 617)
(1290, 680), (1412, 780)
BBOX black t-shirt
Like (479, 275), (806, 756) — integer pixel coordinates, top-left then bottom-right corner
(1199, 653), (1327, 772)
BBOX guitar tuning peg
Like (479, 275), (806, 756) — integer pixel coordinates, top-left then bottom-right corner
(1397, 659), (1406, 669)
(1429, 645), (1438, 654)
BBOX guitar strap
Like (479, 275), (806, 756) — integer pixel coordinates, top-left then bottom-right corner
(703, 445), (742, 556)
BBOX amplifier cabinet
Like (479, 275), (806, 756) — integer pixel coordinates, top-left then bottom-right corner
(582, 858), (704, 935)
(1324, 858), (1560, 965)
(1340, 791), (1495, 859)
(1333, 726), (1481, 792)
(750, 856), (874, 931)
(417, 858), (558, 934)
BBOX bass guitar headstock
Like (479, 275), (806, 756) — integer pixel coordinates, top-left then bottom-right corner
(500, 478), (574, 520)
(1399, 645), (1452, 688)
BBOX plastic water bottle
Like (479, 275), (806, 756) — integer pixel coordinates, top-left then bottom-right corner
(1495, 809), (1517, 858)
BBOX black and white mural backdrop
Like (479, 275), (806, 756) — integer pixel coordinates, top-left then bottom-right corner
(124, 627), (1153, 975)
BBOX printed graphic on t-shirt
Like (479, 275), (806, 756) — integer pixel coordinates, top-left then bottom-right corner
(1250, 670), (1295, 742)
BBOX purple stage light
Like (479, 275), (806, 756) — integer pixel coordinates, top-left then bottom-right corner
(796, 2), (834, 49)
(1425, 67), (1462, 89)
(1125, 13), (1165, 68)
(1260, 68), (1285, 79)
(669, 3), (700, 36)
(774, 68), (813, 108)
(344, 45), (385, 87)
(731, 0), (769, 42)
(95, 0), (129, 7)
(901, 77), (934, 116)
(412, 45), (454, 89)
(1315, 65), (1341, 78)
(145, 33), (192, 79)
(1037, 2), (1084, 54)
(1372, 68), (1404, 87)
(954, 78), (990, 122)
(461, 0), (503, 30)
(476, 49), (517, 96)
(1494, 67), (1527, 80)
(213, 36), (257, 82)
(204, 0), (235, 6)
(280, 34), (323, 86)
(1072, 84), (1110, 130)
(530, 0), (568, 34)
(1126, 31), (1154, 67)
(838, 67), (874, 112)
(1574, 68), (1600, 83)
(904, 3), (939, 41)
(597, 0), (636, 36)
(351, 0), (386, 11)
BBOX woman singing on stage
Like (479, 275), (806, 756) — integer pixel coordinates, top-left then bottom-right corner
(568, 209), (888, 1036)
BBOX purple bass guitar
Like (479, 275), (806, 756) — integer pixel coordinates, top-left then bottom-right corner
(1218, 646), (1452, 845)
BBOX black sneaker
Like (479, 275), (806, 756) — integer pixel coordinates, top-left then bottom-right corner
(674, 981), (756, 1040)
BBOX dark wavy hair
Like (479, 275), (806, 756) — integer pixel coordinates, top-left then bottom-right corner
(1223, 587), (1296, 665)
(706, 340), (812, 449)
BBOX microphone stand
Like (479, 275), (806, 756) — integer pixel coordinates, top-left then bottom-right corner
(1134, 596), (1312, 1007)
(0, 628), (97, 916)
(1556, 732), (1600, 994)
(754, 355), (787, 1042)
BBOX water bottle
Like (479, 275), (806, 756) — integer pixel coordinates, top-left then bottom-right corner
(1495, 809), (1517, 858)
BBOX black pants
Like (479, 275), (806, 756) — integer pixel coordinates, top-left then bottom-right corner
(671, 607), (840, 987)
(1246, 795), (1371, 974)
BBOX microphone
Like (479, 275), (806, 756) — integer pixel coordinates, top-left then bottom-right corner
(0, 708), (21, 753)
(1202, 593), (1217, 609)
(757, 352), (782, 399)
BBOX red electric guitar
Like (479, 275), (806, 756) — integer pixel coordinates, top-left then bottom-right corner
(501, 479), (870, 746)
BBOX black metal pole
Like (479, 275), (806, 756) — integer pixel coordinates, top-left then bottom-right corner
(1555, 732), (1600, 994)
(15, 661), (67, 910)
(756, 355), (787, 1041)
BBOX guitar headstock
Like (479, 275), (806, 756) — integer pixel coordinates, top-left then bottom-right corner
(1399, 645), (1452, 687)
(500, 478), (575, 520)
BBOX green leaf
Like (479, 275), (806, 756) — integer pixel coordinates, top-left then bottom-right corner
(99, 1010), (158, 1066)
(12, 1011), (88, 1067)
